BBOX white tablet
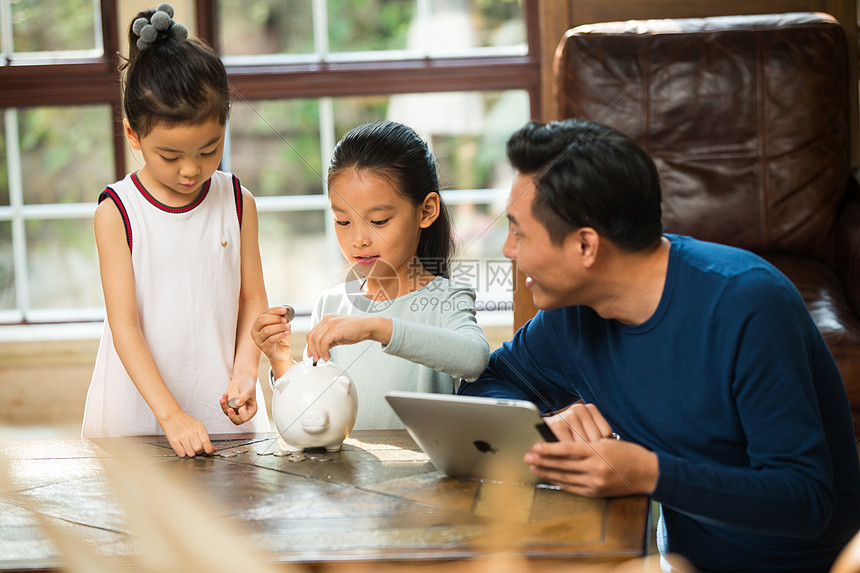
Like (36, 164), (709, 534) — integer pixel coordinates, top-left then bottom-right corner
(385, 391), (557, 484)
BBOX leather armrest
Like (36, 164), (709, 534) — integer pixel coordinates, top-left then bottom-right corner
(835, 178), (860, 317)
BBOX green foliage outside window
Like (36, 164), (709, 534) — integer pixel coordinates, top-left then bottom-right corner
(327, 0), (414, 52)
(10, 0), (98, 52)
(19, 106), (114, 205)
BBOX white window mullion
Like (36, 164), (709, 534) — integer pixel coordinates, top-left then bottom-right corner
(5, 108), (30, 318)
(90, 0), (103, 57)
(0, 0), (12, 59)
(318, 96), (341, 285)
(415, 0), (432, 58)
(312, 0), (329, 60)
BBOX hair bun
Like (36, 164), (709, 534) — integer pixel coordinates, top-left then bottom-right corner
(132, 3), (184, 50)
(132, 17), (148, 36)
(171, 22), (188, 40)
(156, 3), (175, 18)
(151, 11), (171, 31)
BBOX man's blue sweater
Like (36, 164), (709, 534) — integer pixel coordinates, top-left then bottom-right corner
(460, 235), (860, 572)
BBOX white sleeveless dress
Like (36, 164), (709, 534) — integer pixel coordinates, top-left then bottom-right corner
(82, 171), (270, 437)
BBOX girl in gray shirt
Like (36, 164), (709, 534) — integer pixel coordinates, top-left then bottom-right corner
(251, 121), (490, 429)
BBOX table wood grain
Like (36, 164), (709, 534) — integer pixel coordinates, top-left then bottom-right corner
(0, 431), (650, 571)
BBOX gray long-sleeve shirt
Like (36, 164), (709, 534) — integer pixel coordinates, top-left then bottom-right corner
(312, 276), (490, 429)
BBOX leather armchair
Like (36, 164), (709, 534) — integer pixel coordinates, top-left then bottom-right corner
(554, 12), (860, 438)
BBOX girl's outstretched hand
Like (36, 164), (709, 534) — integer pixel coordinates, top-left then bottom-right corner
(160, 411), (215, 457)
(305, 314), (392, 363)
(220, 376), (258, 425)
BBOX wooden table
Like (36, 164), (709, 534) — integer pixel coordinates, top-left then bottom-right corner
(0, 431), (650, 571)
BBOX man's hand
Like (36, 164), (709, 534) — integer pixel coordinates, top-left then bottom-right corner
(546, 401), (615, 443)
(524, 438), (659, 497)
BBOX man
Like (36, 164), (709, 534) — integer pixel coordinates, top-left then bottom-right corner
(459, 119), (860, 572)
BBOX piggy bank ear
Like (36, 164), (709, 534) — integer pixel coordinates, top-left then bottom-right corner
(334, 375), (351, 393)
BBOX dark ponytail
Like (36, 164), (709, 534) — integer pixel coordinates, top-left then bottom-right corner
(328, 121), (454, 278)
(121, 6), (230, 138)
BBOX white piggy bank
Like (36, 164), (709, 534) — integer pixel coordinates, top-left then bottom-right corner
(270, 359), (358, 453)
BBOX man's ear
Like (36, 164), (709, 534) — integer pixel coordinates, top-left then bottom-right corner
(418, 192), (441, 229)
(566, 227), (600, 268)
(123, 119), (142, 151)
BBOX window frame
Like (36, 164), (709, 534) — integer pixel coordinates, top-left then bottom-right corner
(200, 0), (540, 316)
(0, 0), (539, 325)
(195, 0), (541, 117)
(0, 0), (123, 325)
(0, 0), (125, 177)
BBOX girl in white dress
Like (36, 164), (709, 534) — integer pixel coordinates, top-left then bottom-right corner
(252, 121), (490, 429)
(82, 3), (270, 455)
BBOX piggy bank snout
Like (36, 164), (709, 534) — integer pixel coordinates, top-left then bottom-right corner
(300, 409), (330, 434)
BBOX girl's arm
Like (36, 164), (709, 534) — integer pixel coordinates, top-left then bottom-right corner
(222, 190), (269, 424)
(382, 285), (490, 380)
(305, 284), (490, 380)
(94, 200), (214, 457)
(305, 314), (391, 364)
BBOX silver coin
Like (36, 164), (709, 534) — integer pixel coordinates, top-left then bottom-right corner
(272, 450), (291, 457)
(281, 304), (295, 322)
(218, 451), (238, 458)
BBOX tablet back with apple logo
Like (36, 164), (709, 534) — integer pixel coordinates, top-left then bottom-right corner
(384, 391), (557, 484)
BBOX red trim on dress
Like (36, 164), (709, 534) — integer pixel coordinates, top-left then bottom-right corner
(99, 187), (133, 252)
(232, 175), (243, 229)
(131, 172), (211, 213)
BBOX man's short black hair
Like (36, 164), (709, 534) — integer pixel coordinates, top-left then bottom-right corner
(506, 119), (663, 251)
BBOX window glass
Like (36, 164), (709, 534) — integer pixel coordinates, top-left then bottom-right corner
(11, 0), (101, 53)
(228, 98), (323, 197)
(327, 0), (415, 53)
(0, 221), (13, 311)
(217, 0), (314, 57)
(463, 0), (526, 50)
(19, 105), (114, 204)
(332, 94), (389, 140)
(345, 89), (528, 191)
(449, 202), (513, 311)
(367, 0), (526, 56)
(258, 210), (328, 315)
(26, 218), (101, 310)
(217, 0), (526, 58)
